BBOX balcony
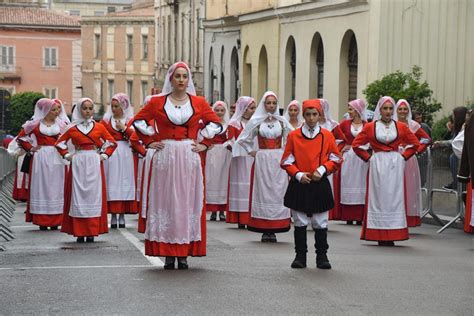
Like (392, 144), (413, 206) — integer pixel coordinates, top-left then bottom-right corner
(0, 66), (22, 83)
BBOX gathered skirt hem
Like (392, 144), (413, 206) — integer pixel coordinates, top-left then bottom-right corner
(339, 204), (364, 221)
(226, 211), (249, 225)
(144, 240), (206, 257)
(247, 217), (291, 234)
(206, 204), (227, 212)
(361, 227), (409, 242)
(107, 200), (138, 214)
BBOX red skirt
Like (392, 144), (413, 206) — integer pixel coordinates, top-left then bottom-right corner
(340, 204), (364, 222)
(226, 211), (249, 225)
(61, 163), (109, 237)
(206, 204), (226, 212)
(144, 205), (207, 257)
(12, 166), (28, 201)
(464, 181), (473, 234)
(108, 200), (138, 214)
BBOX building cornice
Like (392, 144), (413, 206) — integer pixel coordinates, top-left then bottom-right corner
(80, 16), (154, 26)
(204, 0), (368, 26)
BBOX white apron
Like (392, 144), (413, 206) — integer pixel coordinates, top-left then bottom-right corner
(367, 151), (407, 229)
(228, 156), (254, 212)
(145, 140), (203, 244)
(205, 144), (232, 204)
(103, 140), (135, 201)
(136, 156), (145, 202)
(251, 149), (290, 220)
(140, 148), (156, 220)
(70, 150), (102, 218)
(404, 155), (423, 219)
(340, 148), (368, 205)
(29, 146), (65, 215)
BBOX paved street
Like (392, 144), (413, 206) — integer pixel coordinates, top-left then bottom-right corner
(1, 203), (473, 315)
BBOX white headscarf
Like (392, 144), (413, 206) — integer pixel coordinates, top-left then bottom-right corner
(319, 99), (339, 131)
(283, 100), (304, 128)
(212, 101), (229, 132)
(373, 96), (396, 121)
(394, 99), (421, 133)
(236, 91), (293, 153)
(103, 93), (134, 123)
(159, 61), (196, 96)
(228, 96), (256, 129)
(71, 97), (94, 125)
(22, 98), (69, 134)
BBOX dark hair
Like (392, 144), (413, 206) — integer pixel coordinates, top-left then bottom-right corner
(452, 106), (468, 137)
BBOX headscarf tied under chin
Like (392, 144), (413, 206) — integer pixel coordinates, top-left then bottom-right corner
(283, 100), (304, 127)
(103, 93), (134, 123)
(373, 96), (395, 121)
(22, 98), (69, 134)
(212, 101), (229, 131)
(393, 99), (421, 133)
(159, 61), (196, 96)
(71, 97), (94, 125)
(228, 96), (256, 129)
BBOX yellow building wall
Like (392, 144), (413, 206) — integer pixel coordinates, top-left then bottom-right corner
(206, 0), (277, 20)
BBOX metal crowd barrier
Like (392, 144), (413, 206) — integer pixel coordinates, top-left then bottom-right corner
(419, 146), (466, 233)
(0, 147), (16, 250)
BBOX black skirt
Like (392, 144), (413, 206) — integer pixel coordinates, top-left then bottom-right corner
(284, 177), (334, 215)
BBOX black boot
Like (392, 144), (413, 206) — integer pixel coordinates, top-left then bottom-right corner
(314, 228), (331, 270)
(291, 226), (307, 269)
(219, 211), (226, 221)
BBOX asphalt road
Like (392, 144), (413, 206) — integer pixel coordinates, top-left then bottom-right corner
(0, 203), (472, 315)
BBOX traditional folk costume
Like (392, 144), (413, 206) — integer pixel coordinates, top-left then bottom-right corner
(16, 98), (69, 229)
(319, 99), (347, 221)
(55, 98), (117, 242)
(352, 96), (420, 245)
(8, 136), (31, 202)
(394, 99), (431, 227)
(132, 62), (222, 262)
(457, 113), (473, 233)
(236, 91), (293, 242)
(338, 99), (368, 224)
(283, 100), (304, 129)
(225, 96), (256, 227)
(281, 99), (342, 269)
(101, 93), (140, 228)
(205, 101), (231, 221)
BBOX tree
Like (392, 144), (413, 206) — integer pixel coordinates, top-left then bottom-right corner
(9, 91), (45, 135)
(363, 66), (441, 125)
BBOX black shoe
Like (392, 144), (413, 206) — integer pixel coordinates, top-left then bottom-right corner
(118, 223), (126, 228)
(110, 224), (118, 229)
(86, 236), (94, 243)
(76, 237), (85, 243)
(261, 233), (270, 242)
(39, 226), (48, 231)
(291, 256), (307, 269)
(177, 257), (188, 270)
(238, 224), (246, 229)
(442, 182), (455, 190)
(268, 233), (277, 243)
(316, 253), (332, 270)
(164, 257), (175, 270)
(356, 221), (362, 225)
(346, 221), (353, 225)
(50, 226), (58, 230)
(385, 241), (395, 246)
(210, 213), (217, 221)
(219, 212), (226, 221)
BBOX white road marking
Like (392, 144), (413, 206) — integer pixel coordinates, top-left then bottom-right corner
(119, 229), (164, 267)
(0, 265), (151, 271)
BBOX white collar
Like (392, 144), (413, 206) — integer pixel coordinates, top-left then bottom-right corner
(302, 122), (320, 139)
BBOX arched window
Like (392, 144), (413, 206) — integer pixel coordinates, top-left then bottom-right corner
(309, 33), (324, 98)
(284, 36), (296, 105)
(230, 47), (239, 104)
(242, 45), (251, 96)
(257, 45), (268, 99)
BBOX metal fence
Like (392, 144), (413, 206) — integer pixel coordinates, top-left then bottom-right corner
(0, 147), (16, 250)
(419, 146), (466, 233)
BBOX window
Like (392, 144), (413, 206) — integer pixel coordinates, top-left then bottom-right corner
(0, 85), (15, 95)
(44, 47), (57, 67)
(94, 11), (104, 16)
(43, 87), (57, 99)
(94, 34), (101, 58)
(107, 7), (116, 13)
(127, 34), (133, 60)
(126, 80), (133, 103)
(108, 79), (114, 100)
(69, 10), (80, 16)
(142, 35), (148, 59)
(141, 81), (148, 102)
(0, 45), (15, 71)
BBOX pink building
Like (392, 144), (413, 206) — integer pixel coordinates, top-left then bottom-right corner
(0, 6), (81, 114)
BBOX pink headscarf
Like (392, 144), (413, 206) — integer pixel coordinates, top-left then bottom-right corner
(228, 96), (256, 128)
(348, 99), (367, 121)
(159, 61), (196, 96)
(373, 96), (396, 121)
(22, 98), (68, 134)
(103, 93), (134, 123)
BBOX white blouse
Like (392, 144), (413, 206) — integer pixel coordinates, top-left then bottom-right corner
(111, 117), (127, 131)
(350, 123), (363, 137)
(39, 121), (60, 136)
(375, 120), (397, 144)
(258, 119), (283, 139)
(164, 99), (193, 125)
(76, 119), (94, 135)
(301, 123), (320, 139)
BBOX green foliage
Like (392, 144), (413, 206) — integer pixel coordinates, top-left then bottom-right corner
(431, 116), (450, 141)
(363, 65), (441, 125)
(9, 91), (45, 135)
